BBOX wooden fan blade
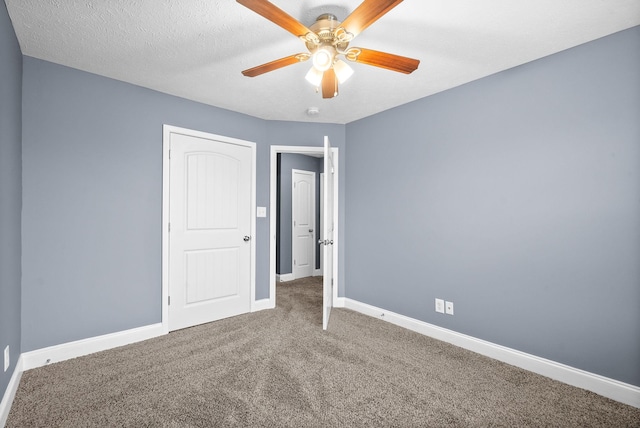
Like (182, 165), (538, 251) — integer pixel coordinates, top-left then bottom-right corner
(350, 48), (419, 74)
(242, 54), (308, 77)
(322, 68), (338, 99)
(340, 0), (404, 38)
(237, 0), (313, 38)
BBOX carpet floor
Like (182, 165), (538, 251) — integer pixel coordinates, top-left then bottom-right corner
(7, 276), (640, 427)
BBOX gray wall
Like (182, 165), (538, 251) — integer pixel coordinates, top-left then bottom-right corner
(21, 57), (345, 351)
(266, 121), (346, 295)
(277, 153), (323, 275)
(345, 26), (640, 386)
(0, 1), (22, 400)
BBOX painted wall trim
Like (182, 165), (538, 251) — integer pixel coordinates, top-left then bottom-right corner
(342, 298), (640, 408)
(276, 271), (322, 281)
(0, 356), (23, 427)
(252, 298), (274, 312)
(21, 323), (164, 371)
(276, 273), (295, 282)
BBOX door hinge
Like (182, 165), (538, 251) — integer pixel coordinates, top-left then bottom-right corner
(294, 259), (296, 265)
(168, 296), (171, 306)
(168, 222), (171, 232)
(169, 149), (171, 159)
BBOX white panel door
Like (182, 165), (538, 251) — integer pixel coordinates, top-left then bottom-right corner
(292, 169), (315, 279)
(169, 132), (252, 331)
(322, 137), (335, 330)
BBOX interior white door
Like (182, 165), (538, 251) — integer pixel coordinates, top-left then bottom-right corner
(322, 137), (335, 330)
(292, 169), (315, 279)
(169, 132), (252, 331)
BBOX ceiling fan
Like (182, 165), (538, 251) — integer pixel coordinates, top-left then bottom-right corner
(237, 0), (420, 99)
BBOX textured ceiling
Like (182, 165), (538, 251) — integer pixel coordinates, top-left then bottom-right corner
(5, 0), (640, 124)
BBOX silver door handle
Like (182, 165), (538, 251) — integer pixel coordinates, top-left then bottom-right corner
(309, 229), (313, 233)
(243, 236), (251, 242)
(318, 239), (325, 245)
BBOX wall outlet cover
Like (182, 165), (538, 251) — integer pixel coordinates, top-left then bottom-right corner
(435, 298), (445, 314)
(445, 301), (454, 315)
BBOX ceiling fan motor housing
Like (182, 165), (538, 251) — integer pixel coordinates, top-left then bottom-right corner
(306, 14), (351, 55)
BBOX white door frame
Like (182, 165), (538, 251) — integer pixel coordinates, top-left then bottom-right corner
(292, 169), (316, 280)
(162, 124), (257, 334)
(269, 145), (339, 309)
(319, 172), (324, 273)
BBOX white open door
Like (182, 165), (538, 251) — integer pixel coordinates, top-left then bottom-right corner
(322, 136), (335, 330)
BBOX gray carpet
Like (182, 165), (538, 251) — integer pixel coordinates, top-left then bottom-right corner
(7, 276), (640, 427)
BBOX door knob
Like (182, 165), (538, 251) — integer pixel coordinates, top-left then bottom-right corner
(309, 229), (314, 233)
(318, 239), (325, 245)
(243, 235), (251, 242)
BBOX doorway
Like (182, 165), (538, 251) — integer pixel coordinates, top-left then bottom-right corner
(269, 145), (339, 312)
(276, 155), (322, 281)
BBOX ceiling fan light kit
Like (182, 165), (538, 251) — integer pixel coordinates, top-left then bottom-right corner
(333, 60), (354, 84)
(237, 0), (420, 99)
(311, 47), (335, 72)
(305, 67), (324, 87)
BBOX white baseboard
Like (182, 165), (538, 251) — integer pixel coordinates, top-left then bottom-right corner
(276, 273), (294, 282)
(343, 298), (640, 409)
(252, 298), (274, 312)
(0, 355), (23, 427)
(21, 323), (165, 371)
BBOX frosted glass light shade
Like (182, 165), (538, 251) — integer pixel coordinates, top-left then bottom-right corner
(312, 48), (333, 71)
(334, 59), (354, 84)
(305, 67), (323, 86)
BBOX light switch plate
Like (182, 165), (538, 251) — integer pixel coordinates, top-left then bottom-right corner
(256, 206), (267, 217)
(4, 345), (9, 372)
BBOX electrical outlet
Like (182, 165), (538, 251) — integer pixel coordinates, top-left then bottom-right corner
(435, 298), (445, 314)
(4, 345), (9, 372)
(445, 301), (454, 315)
